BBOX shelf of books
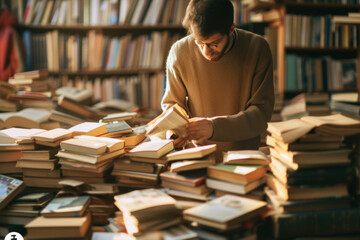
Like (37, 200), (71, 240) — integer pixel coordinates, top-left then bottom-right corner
(10, 0), (190, 111)
(242, 0), (360, 97)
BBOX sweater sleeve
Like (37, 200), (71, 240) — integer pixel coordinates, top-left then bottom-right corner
(210, 38), (275, 142)
(161, 43), (188, 112)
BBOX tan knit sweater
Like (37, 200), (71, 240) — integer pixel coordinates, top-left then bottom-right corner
(162, 29), (274, 159)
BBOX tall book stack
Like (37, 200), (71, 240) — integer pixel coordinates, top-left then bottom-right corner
(25, 195), (92, 240)
(161, 144), (217, 202)
(206, 150), (269, 201)
(113, 188), (181, 235)
(57, 135), (125, 184)
(265, 114), (360, 239)
(0, 128), (47, 178)
(19, 128), (74, 189)
(112, 139), (174, 189)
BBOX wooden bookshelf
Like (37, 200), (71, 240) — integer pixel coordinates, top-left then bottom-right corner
(11, 0), (192, 111)
(243, 1), (360, 97)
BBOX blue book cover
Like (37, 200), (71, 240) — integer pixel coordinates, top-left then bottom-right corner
(22, 30), (32, 71)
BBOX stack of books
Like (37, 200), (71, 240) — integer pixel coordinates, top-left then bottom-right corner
(0, 128), (46, 178)
(57, 135), (125, 183)
(160, 169), (210, 203)
(8, 70), (50, 92)
(206, 152), (268, 200)
(113, 188), (181, 235)
(19, 128), (75, 188)
(280, 92), (330, 120)
(17, 147), (61, 188)
(25, 195), (92, 239)
(159, 144), (217, 202)
(112, 140), (174, 189)
(183, 194), (268, 237)
(265, 113), (360, 239)
(0, 192), (52, 228)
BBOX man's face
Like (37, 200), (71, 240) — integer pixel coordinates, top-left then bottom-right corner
(193, 32), (230, 61)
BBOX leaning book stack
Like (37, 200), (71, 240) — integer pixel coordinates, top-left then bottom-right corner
(265, 113), (360, 239)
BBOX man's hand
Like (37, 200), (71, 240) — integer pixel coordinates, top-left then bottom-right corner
(186, 117), (213, 145)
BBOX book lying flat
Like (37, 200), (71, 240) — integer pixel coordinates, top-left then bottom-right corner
(1, 108), (51, 129)
(114, 188), (177, 218)
(68, 122), (107, 137)
(268, 113), (360, 144)
(40, 195), (91, 217)
(0, 127), (46, 144)
(75, 135), (125, 153)
(127, 139), (174, 159)
(32, 128), (73, 142)
(166, 144), (217, 161)
(223, 150), (270, 165)
(183, 194), (267, 230)
(207, 163), (267, 184)
(25, 213), (91, 239)
(56, 148), (125, 164)
(60, 138), (108, 155)
(101, 112), (137, 122)
(169, 154), (216, 173)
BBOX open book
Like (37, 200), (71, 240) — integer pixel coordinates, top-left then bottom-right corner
(267, 113), (360, 144)
(146, 104), (189, 137)
(0, 108), (51, 129)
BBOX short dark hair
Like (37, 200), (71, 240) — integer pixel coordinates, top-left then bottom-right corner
(182, 0), (234, 38)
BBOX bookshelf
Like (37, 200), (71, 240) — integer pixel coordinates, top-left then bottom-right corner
(11, 0), (190, 111)
(243, 1), (360, 98)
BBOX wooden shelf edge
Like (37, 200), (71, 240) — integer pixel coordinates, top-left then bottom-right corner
(16, 24), (185, 32)
(48, 69), (165, 76)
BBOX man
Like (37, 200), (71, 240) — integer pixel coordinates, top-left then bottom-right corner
(161, 0), (274, 160)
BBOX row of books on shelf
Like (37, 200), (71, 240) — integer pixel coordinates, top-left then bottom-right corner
(285, 14), (359, 48)
(285, 54), (357, 92)
(16, 0), (188, 26)
(23, 30), (182, 72)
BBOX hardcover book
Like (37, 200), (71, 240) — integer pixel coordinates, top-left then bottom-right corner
(183, 194), (267, 230)
(207, 163), (267, 184)
(223, 150), (270, 165)
(25, 212), (91, 239)
(40, 195), (91, 217)
(0, 174), (25, 211)
(166, 144), (217, 161)
(127, 139), (174, 159)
